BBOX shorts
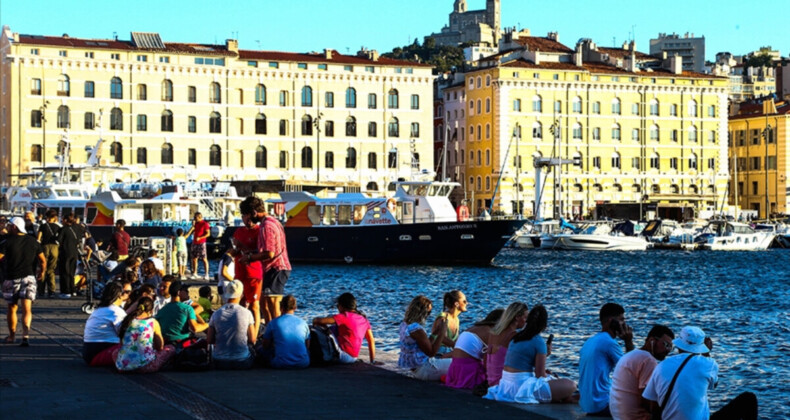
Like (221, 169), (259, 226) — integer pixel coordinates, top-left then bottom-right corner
(241, 277), (263, 304)
(177, 251), (188, 267)
(2, 276), (37, 304)
(262, 270), (289, 296)
(190, 242), (207, 260)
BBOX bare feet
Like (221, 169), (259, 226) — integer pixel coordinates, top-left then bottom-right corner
(3, 335), (15, 344)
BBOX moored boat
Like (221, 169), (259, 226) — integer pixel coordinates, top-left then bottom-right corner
(699, 220), (775, 251)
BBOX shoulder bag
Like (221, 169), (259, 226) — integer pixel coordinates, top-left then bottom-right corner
(652, 354), (695, 420)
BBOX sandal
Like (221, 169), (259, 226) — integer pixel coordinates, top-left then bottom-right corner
(20, 338), (29, 347)
(3, 335), (15, 344)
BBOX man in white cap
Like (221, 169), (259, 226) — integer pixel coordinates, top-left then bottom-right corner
(643, 326), (758, 420)
(1, 217), (46, 347)
(207, 279), (256, 370)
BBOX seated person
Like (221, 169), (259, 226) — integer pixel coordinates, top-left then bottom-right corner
(139, 259), (162, 288)
(152, 276), (174, 316)
(397, 295), (450, 381)
(445, 309), (503, 389)
(124, 284), (155, 313)
(312, 292), (376, 364)
(485, 305), (577, 404)
(207, 280), (256, 370)
(154, 281), (208, 347)
(260, 295), (310, 369)
(114, 297), (175, 373)
(430, 290), (467, 354)
(486, 302), (528, 387)
(82, 282), (130, 366)
(196, 286), (213, 322)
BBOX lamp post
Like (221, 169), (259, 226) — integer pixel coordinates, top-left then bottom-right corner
(549, 118), (561, 219)
(39, 102), (48, 164)
(313, 112), (323, 183)
(514, 123), (521, 218)
(762, 124), (771, 218)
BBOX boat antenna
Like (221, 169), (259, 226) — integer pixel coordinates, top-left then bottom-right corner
(490, 125), (519, 214)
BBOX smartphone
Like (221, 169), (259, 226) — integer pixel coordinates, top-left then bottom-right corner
(609, 319), (623, 336)
(547, 334), (554, 346)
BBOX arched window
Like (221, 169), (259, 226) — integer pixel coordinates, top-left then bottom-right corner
(532, 122), (542, 140)
(632, 184), (641, 193)
(388, 117), (399, 137)
(279, 151), (289, 169)
(689, 153), (698, 169)
(532, 95), (542, 112)
(209, 145), (221, 166)
(476, 99), (482, 114)
(57, 105), (70, 128)
(162, 79), (173, 101)
(572, 96), (582, 113)
(345, 116), (357, 137)
(301, 115), (313, 135)
(345, 147), (357, 168)
(611, 97), (621, 115)
(368, 152), (377, 169)
(388, 89), (399, 108)
(256, 114), (267, 134)
(345, 88), (357, 108)
(368, 93), (377, 109)
(110, 77), (123, 99)
(325, 151), (334, 169)
(110, 107), (123, 130)
(650, 153), (660, 169)
(325, 120), (334, 137)
(572, 122), (582, 140)
(30, 145), (42, 162)
(611, 152), (621, 169)
(611, 123), (621, 141)
(650, 124), (659, 141)
(411, 122), (420, 138)
(110, 141), (123, 164)
(388, 149), (398, 168)
(255, 146), (267, 168)
(688, 126), (698, 142)
(301, 86), (313, 107)
(485, 75), (491, 86)
(367, 121), (377, 137)
(161, 143), (173, 164)
(477, 124), (482, 140)
(209, 82), (221, 103)
(279, 119), (288, 136)
(649, 99), (659, 116)
(57, 74), (70, 96)
(255, 84), (266, 105)
(688, 100), (697, 117)
(137, 147), (147, 165)
(301, 146), (313, 168)
(161, 110), (173, 132)
(689, 185), (699, 194)
(670, 184), (680, 194)
(366, 182), (379, 191)
(485, 98), (491, 113)
(136, 84), (147, 100)
(209, 112), (222, 133)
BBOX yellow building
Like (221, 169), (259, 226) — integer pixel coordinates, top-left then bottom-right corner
(0, 27), (434, 192)
(445, 33), (730, 219)
(728, 99), (790, 218)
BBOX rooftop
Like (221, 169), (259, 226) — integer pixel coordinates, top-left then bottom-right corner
(514, 36), (574, 54)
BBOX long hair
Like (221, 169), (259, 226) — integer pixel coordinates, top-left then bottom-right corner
(118, 297), (154, 340)
(99, 282), (124, 308)
(491, 301), (528, 335)
(474, 308), (504, 326)
(443, 290), (463, 311)
(512, 305), (548, 343)
(403, 295), (433, 325)
(337, 292), (365, 318)
(141, 260), (156, 277)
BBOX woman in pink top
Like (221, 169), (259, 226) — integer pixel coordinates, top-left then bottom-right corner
(312, 293), (376, 364)
(485, 302), (528, 387)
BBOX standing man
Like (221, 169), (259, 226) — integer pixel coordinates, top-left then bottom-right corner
(238, 196), (291, 324)
(1, 217), (45, 346)
(57, 214), (85, 298)
(36, 209), (61, 298)
(24, 211), (39, 237)
(109, 219), (131, 261)
(185, 212), (210, 280)
(609, 324), (675, 420)
(578, 302), (635, 416)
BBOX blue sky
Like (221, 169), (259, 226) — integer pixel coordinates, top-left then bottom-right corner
(1, 0), (786, 61)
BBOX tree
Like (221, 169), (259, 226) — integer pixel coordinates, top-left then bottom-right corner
(744, 53), (774, 69)
(382, 37), (466, 74)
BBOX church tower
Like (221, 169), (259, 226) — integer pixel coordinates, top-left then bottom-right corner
(454, 0), (467, 13)
(486, 0), (501, 32)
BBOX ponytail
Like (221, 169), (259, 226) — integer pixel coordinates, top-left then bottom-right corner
(118, 297), (154, 341)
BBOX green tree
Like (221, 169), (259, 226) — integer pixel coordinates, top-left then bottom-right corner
(744, 53), (773, 69)
(382, 37), (466, 74)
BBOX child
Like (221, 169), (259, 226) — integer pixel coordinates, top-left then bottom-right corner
(197, 286), (213, 322)
(175, 228), (188, 279)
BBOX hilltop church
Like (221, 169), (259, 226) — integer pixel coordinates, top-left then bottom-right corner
(427, 0), (501, 47)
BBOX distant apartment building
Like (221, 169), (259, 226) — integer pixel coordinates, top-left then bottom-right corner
(0, 27), (435, 191)
(728, 98), (789, 218)
(427, 0), (501, 47)
(650, 33), (706, 73)
(710, 50), (779, 102)
(779, 59), (790, 99)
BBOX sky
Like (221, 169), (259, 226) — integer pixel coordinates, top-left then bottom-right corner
(1, 0), (786, 61)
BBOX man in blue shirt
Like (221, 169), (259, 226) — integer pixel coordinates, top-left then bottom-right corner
(578, 302), (634, 416)
(261, 295), (310, 369)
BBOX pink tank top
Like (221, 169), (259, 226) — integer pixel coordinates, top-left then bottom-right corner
(485, 345), (509, 386)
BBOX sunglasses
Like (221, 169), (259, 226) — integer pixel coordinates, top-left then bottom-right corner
(122, 289), (132, 295)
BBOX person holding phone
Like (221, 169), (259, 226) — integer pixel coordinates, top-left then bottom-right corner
(578, 302), (635, 417)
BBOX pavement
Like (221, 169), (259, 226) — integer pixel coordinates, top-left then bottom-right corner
(1, 297), (589, 420)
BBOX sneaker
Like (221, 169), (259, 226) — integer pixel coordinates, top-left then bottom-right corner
(59, 293), (71, 299)
(47, 292), (54, 299)
(20, 338), (29, 347)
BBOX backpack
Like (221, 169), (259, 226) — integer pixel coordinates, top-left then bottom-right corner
(173, 339), (212, 371)
(308, 325), (340, 366)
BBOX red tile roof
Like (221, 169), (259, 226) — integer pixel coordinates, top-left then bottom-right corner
(17, 34), (235, 56)
(583, 63), (724, 80)
(514, 37), (573, 54)
(238, 50), (432, 67)
(501, 59), (584, 71)
(730, 100), (790, 120)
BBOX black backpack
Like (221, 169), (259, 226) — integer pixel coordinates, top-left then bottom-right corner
(308, 325), (340, 366)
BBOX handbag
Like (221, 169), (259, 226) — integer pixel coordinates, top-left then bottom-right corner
(652, 354), (694, 420)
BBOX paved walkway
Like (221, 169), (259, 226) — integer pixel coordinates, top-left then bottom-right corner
(0, 298), (587, 420)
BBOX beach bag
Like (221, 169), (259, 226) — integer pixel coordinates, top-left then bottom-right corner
(173, 339), (211, 371)
(308, 325), (340, 366)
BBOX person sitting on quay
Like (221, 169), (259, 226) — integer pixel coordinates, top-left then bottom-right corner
(114, 296), (176, 373)
(445, 308), (503, 390)
(140, 259), (161, 288)
(312, 292), (376, 364)
(207, 280), (256, 370)
(155, 281), (208, 348)
(152, 275), (174, 316)
(398, 295), (450, 381)
(484, 305), (577, 404)
(578, 302), (635, 417)
(260, 294), (310, 369)
(196, 286), (213, 322)
(125, 284), (155, 314)
(643, 326), (758, 420)
(144, 249), (165, 278)
(82, 282), (130, 366)
(609, 324), (675, 420)
(1, 217), (46, 347)
(430, 290), (468, 355)
(485, 302), (528, 387)
(36, 209), (60, 299)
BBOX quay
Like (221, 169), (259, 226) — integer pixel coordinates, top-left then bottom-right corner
(0, 298), (589, 420)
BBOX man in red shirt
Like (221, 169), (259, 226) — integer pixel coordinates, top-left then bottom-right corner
(238, 196), (291, 324)
(110, 219), (131, 261)
(185, 212), (211, 280)
(231, 213), (263, 334)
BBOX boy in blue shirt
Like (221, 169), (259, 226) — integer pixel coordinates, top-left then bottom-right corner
(261, 295), (310, 368)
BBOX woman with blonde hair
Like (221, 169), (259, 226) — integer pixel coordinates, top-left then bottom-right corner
(485, 301), (528, 386)
(445, 308), (503, 389)
(398, 295), (449, 381)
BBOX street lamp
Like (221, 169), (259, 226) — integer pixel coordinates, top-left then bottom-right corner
(39, 102), (49, 164)
(513, 123), (521, 218)
(762, 124), (772, 218)
(549, 118), (561, 219)
(313, 112), (323, 183)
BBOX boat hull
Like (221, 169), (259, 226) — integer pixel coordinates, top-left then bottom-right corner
(701, 233), (775, 251)
(544, 234), (648, 251)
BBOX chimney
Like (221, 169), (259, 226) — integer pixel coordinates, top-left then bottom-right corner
(226, 39), (238, 53)
(370, 49), (379, 62)
(574, 43), (583, 66)
(324, 49), (333, 60)
(671, 54), (682, 74)
(547, 32), (559, 42)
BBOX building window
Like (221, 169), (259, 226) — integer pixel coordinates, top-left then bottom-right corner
(301, 86), (313, 107)
(111, 53), (120, 60)
(572, 123), (582, 140)
(30, 145), (42, 162)
(766, 156), (777, 170)
(188, 86), (196, 103)
(279, 90), (289, 107)
(410, 122), (420, 137)
(592, 156), (601, 169)
(346, 88), (356, 108)
(188, 148), (197, 165)
(670, 104), (678, 116)
(57, 74), (70, 96)
(319, 120), (331, 137)
(251, 84), (266, 105)
(84, 112), (95, 129)
(325, 151), (334, 169)
(317, 64), (327, 71)
(670, 157), (679, 170)
(30, 48), (40, 55)
(688, 100), (697, 117)
(612, 124), (621, 141)
(368, 152), (377, 169)
(708, 158), (715, 170)
(162, 80), (173, 101)
(709, 130), (716, 143)
(345, 116), (357, 137)
(209, 82), (221, 103)
(161, 110), (173, 132)
(346, 147), (357, 168)
(513, 99), (521, 112)
(592, 101), (600, 114)
(364, 121), (375, 137)
(611, 98), (621, 115)
(631, 103), (639, 115)
(255, 114), (267, 134)
(632, 128), (640, 142)
(31, 78), (42, 95)
(137, 55), (148, 62)
(301, 146), (313, 168)
(612, 153), (621, 169)
(650, 125), (659, 141)
(108, 108), (122, 130)
(388, 89), (399, 109)
(161, 143), (173, 164)
(411, 94), (420, 110)
(689, 126), (697, 142)
(708, 105), (716, 117)
(592, 127), (601, 141)
(388, 117), (399, 137)
(255, 146), (267, 168)
(297, 63), (307, 70)
(31, 110), (43, 127)
(110, 77), (123, 99)
(650, 99), (659, 116)
(137, 147), (147, 164)
(135, 84), (147, 101)
(388, 149), (398, 168)
(269, 62), (279, 69)
(325, 92), (334, 108)
(532, 122), (542, 140)
(301, 115), (313, 135)
(56, 105), (70, 128)
(650, 154), (660, 169)
(58, 50), (67, 57)
(368, 93), (377, 109)
(159, 56), (170, 63)
(209, 112), (222, 133)
(486, 98), (491, 113)
(188, 116), (197, 133)
(689, 154), (698, 170)
(671, 129), (678, 142)
(529, 95), (542, 112)
(110, 142), (123, 164)
(136, 114), (147, 131)
(209, 145), (221, 166)
(554, 100), (561, 113)
(631, 157), (640, 170)
(84, 81), (95, 98)
(279, 119), (288, 136)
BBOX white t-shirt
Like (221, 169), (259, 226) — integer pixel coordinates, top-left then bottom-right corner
(643, 353), (718, 420)
(83, 305), (127, 343)
(152, 295), (171, 317)
(610, 349), (657, 420)
(209, 303), (254, 361)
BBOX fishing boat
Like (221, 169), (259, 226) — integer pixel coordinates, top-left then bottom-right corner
(226, 181), (526, 265)
(699, 220), (775, 251)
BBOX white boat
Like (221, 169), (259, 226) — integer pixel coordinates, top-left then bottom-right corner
(542, 221), (649, 251)
(514, 220), (560, 249)
(699, 221), (775, 251)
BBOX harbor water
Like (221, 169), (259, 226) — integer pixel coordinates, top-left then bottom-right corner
(216, 248), (789, 417)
